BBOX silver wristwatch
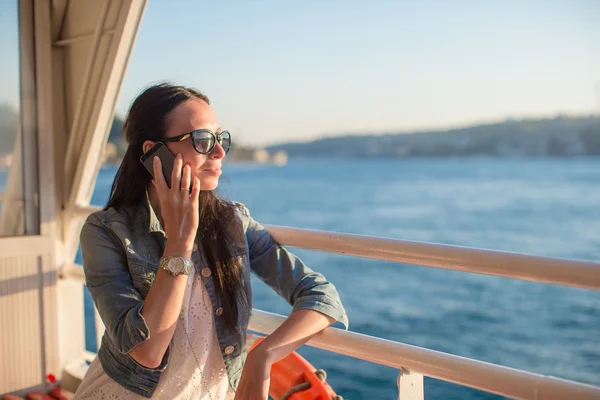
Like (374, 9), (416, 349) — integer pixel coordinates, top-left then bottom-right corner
(159, 256), (192, 277)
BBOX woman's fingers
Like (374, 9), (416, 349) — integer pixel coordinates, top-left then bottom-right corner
(180, 164), (191, 192)
(170, 153), (183, 192)
(152, 156), (168, 193)
(191, 176), (201, 205)
(152, 153), (199, 245)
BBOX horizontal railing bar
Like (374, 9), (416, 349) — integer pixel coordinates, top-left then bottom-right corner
(72, 204), (600, 291)
(83, 350), (96, 363)
(71, 205), (103, 219)
(249, 310), (600, 400)
(264, 225), (600, 291)
(60, 263), (85, 282)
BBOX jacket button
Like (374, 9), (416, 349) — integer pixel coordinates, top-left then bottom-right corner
(224, 345), (234, 355)
(201, 267), (211, 278)
(215, 307), (224, 316)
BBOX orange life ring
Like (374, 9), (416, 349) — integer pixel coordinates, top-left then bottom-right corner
(247, 334), (341, 400)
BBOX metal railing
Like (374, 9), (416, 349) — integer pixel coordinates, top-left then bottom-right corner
(66, 205), (600, 399)
(249, 310), (600, 400)
(263, 224), (600, 291)
(72, 205), (600, 291)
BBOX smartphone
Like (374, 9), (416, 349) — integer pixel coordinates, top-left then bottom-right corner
(140, 142), (176, 188)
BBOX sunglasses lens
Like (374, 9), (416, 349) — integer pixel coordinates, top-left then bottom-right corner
(194, 131), (214, 153)
(220, 131), (231, 154)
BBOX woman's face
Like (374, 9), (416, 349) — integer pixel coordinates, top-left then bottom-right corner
(143, 98), (225, 191)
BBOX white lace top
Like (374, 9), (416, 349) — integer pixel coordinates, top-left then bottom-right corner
(75, 265), (236, 400)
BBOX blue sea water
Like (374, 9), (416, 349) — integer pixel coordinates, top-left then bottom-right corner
(80, 158), (600, 400)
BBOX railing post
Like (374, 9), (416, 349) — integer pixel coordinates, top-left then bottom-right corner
(397, 368), (424, 400)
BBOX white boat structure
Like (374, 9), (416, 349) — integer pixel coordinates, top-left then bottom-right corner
(1, 1), (600, 399)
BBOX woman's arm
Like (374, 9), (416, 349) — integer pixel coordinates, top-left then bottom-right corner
(234, 309), (335, 399)
(83, 156), (201, 369)
(81, 217), (192, 369)
(252, 309), (335, 364)
(129, 157), (201, 368)
(241, 205), (349, 329)
(235, 204), (348, 399)
(128, 240), (192, 368)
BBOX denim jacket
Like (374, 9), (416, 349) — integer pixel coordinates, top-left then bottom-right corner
(79, 196), (349, 398)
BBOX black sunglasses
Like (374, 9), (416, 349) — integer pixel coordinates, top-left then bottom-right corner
(160, 129), (231, 155)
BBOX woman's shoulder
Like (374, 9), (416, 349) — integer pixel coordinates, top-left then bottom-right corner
(220, 199), (249, 216)
(79, 208), (122, 253)
(80, 204), (141, 249)
(219, 199), (254, 233)
(84, 205), (134, 229)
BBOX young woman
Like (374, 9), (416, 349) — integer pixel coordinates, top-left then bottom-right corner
(74, 83), (348, 399)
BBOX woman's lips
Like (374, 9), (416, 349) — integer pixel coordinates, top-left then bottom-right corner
(202, 167), (222, 175)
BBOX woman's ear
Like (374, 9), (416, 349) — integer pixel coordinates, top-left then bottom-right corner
(142, 140), (156, 154)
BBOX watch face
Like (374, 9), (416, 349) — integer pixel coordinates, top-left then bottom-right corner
(168, 257), (184, 274)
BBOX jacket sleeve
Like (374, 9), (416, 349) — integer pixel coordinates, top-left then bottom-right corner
(241, 206), (349, 329)
(80, 214), (168, 369)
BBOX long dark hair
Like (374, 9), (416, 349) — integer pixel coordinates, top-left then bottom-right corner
(106, 82), (245, 331)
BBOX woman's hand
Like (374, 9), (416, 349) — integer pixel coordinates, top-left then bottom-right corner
(234, 348), (272, 400)
(152, 153), (200, 251)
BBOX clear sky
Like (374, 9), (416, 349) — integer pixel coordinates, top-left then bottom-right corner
(1, 1), (599, 146)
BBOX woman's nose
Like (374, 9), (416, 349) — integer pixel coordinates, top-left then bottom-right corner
(210, 142), (226, 159)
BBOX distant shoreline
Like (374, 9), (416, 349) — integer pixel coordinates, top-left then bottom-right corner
(95, 154), (600, 169)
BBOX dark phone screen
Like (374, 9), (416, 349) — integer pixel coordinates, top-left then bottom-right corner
(140, 142), (176, 188)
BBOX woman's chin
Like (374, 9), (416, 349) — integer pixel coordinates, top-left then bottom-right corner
(199, 176), (219, 191)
